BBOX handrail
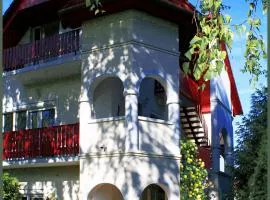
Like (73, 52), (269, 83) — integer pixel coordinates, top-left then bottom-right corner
(196, 105), (209, 144)
(3, 123), (79, 160)
(3, 29), (81, 72)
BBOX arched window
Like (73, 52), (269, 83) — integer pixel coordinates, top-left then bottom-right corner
(93, 77), (125, 119)
(88, 183), (124, 200)
(138, 78), (167, 120)
(141, 184), (168, 200)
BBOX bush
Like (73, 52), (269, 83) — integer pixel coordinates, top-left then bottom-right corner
(3, 173), (22, 200)
(180, 139), (208, 200)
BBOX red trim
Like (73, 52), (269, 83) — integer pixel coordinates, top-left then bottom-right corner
(180, 70), (211, 113)
(4, 0), (50, 32)
(221, 43), (243, 116)
(3, 123), (79, 160)
(199, 80), (211, 113)
(198, 146), (211, 169)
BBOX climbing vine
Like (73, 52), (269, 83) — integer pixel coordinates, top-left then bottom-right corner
(180, 138), (208, 200)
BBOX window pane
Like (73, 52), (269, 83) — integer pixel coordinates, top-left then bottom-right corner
(4, 113), (13, 132)
(30, 111), (38, 129)
(16, 111), (26, 130)
(42, 109), (55, 127)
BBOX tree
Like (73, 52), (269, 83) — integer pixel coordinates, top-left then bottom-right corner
(3, 173), (22, 200)
(233, 87), (267, 199)
(183, 0), (267, 86)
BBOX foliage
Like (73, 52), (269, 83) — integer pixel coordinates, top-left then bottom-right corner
(3, 173), (22, 200)
(85, 0), (267, 86)
(183, 0), (233, 86)
(235, 0), (267, 84)
(183, 0), (267, 86)
(180, 138), (208, 200)
(233, 87), (267, 199)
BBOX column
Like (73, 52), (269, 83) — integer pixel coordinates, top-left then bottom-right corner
(167, 101), (181, 147)
(124, 89), (138, 152)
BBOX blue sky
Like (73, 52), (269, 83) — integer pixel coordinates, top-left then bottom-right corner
(3, 0), (267, 131)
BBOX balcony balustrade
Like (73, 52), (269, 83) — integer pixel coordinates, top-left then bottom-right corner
(3, 29), (80, 72)
(3, 123), (79, 160)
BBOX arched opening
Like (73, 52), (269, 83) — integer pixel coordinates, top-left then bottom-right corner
(88, 183), (124, 200)
(141, 184), (168, 200)
(219, 128), (232, 173)
(219, 132), (225, 172)
(93, 77), (125, 119)
(138, 78), (167, 120)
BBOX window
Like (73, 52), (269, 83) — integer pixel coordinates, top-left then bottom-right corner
(4, 113), (13, 132)
(42, 109), (55, 127)
(16, 111), (27, 130)
(22, 195), (43, 200)
(29, 108), (55, 129)
(3, 108), (55, 132)
(29, 111), (39, 129)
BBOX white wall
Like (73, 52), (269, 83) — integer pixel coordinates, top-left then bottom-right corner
(211, 68), (231, 111)
(3, 75), (80, 126)
(80, 9), (180, 200)
(5, 166), (79, 200)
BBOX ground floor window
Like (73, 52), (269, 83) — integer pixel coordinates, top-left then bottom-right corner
(22, 194), (43, 200)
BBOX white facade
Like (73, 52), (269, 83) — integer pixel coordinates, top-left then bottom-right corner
(3, 5), (238, 200)
(79, 10), (181, 200)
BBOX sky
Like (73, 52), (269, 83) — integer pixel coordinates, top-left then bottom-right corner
(2, 0), (267, 137)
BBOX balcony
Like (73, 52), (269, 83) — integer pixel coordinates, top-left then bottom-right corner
(3, 29), (80, 72)
(3, 123), (79, 161)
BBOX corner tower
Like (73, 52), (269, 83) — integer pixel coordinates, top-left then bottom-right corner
(79, 10), (182, 200)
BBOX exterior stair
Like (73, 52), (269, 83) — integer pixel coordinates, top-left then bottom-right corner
(180, 106), (212, 168)
(180, 106), (209, 147)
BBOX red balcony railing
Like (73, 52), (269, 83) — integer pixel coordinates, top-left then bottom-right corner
(3, 123), (79, 160)
(3, 29), (80, 72)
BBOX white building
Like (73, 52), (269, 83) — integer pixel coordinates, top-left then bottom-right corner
(3, 0), (242, 199)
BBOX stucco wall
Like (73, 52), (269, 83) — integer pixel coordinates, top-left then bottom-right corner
(211, 69), (232, 111)
(5, 165), (79, 200)
(80, 118), (125, 154)
(138, 117), (178, 155)
(80, 9), (180, 200)
(82, 10), (178, 53)
(80, 155), (180, 200)
(3, 75), (80, 126)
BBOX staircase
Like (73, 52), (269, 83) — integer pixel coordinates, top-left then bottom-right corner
(180, 106), (209, 147)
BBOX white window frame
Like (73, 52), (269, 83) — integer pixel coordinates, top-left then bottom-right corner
(28, 107), (56, 129)
(3, 100), (57, 131)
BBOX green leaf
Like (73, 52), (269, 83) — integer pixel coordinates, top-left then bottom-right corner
(85, 0), (91, 7)
(184, 50), (193, 61)
(220, 51), (227, 60)
(190, 35), (202, 45)
(183, 62), (190, 74)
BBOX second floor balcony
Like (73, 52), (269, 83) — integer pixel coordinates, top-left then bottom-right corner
(3, 123), (79, 161)
(3, 29), (81, 72)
